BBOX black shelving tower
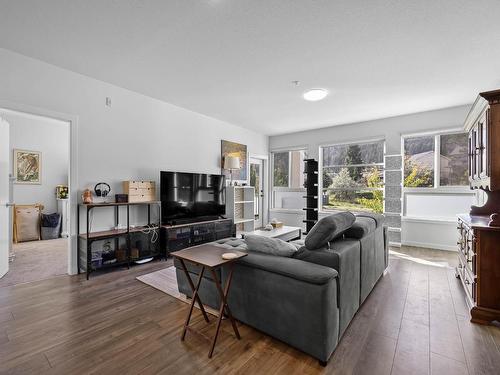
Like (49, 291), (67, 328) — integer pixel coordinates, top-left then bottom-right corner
(303, 158), (319, 234)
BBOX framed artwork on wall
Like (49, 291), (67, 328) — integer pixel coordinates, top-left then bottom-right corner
(221, 140), (248, 183)
(14, 149), (42, 184)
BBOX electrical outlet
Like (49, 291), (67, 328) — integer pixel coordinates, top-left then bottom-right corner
(105, 97), (112, 107)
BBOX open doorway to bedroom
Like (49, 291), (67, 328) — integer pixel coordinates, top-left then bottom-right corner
(0, 109), (70, 287)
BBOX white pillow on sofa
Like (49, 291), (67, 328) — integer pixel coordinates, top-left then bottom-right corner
(244, 234), (298, 257)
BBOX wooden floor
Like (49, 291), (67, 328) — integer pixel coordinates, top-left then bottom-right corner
(1, 247), (500, 374)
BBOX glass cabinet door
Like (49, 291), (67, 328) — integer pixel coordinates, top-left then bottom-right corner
(481, 111), (489, 178)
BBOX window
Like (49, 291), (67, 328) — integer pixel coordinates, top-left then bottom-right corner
(321, 140), (384, 213)
(440, 133), (468, 186)
(271, 150), (306, 209)
(404, 132), (468, 188)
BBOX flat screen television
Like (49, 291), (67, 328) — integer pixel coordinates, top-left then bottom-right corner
(160, 171), (226, 224)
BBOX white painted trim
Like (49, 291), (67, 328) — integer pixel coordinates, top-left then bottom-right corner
(270, 208), (304, 214)
(249, 154), (269, 227)
(270, 145), (308, 152)
(403, 187), (474, 194)
(318, 136), (386, 149)
(401, 240), (457, 252)
(387, 227), (402, 232)
(401, 127), (464, 139)
(402, 216), (457, 224)
(389, 242), (402, 248)
(0, 100), (79, 275)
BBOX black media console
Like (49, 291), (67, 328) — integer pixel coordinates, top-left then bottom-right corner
(161, 218), (235, 255)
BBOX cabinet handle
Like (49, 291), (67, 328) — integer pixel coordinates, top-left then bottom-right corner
(465, 279), (470, 285)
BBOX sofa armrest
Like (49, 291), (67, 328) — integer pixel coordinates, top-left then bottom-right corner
(237, 252), (338, 285)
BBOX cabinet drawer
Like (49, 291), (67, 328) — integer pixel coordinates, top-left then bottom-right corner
(123, 180), (155, 190)
(128, 187), (155, 196)
(458, 256), (476, 304)
(128, 193), (155, 203)
(457, 220), (476, 276)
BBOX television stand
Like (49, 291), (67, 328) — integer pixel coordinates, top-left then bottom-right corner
(161, 217), (235, 256)
(168, 215), (222, 226)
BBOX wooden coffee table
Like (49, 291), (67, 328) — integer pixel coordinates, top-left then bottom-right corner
(171, 244), (247, 358)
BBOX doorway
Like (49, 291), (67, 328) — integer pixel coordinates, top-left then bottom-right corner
(250, 157), (265, 229)
(0, 109), (71, 287)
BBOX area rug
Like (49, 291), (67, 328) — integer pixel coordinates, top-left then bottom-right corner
(136, 266), (218, 316)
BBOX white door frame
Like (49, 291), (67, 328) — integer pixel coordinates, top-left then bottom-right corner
(0, 117), (10, 278)
(249, 154), (269, 227)
(0, 100), (79, 275)
(249, 157), (264, 228)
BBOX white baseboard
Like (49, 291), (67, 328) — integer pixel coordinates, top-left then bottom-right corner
(389, 241), (401, 248)
(401, 240), (457, 252)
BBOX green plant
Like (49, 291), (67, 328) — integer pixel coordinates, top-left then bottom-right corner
(345, 144), (363, 180)
(404, 157), (433, 187)
(328, 167), (358, 201)
(356, 167), (383, 213)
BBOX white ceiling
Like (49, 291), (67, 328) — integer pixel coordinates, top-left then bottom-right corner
(1, 0), (500, 135)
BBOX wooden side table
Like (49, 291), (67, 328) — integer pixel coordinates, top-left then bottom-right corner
(171, 244), (247, 358)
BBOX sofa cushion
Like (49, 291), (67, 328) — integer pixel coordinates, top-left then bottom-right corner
(237, 252), (338, 285)
(344, 214), (385, 239)
(305, 212), (356, 250)
(245, 234), (298, 257)
(212, 237), (248, 251)
(173, 257), (221, 281)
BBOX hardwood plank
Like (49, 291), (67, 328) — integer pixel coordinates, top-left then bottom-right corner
(1, 352), (52, 374)
(430, 352), (469, 375)
(430, 318), (466, 364)
(353, 332), (397, 375)
(391, 319), (430, 375)
(457, 314), (500, 375)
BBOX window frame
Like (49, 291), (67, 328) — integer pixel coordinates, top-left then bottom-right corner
(319, 137), (386, 213)
(402, 129), (470, 193)
(270, 147), (307, 211)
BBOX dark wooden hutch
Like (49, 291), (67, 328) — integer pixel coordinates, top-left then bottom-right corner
(457, 89), (500, 324)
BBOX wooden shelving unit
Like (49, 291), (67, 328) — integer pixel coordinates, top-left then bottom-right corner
(77, 201), (161, 279)
(226, 186), (255, 234)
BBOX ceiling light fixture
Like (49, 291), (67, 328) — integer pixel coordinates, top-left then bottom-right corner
(303, 88), (329, 102)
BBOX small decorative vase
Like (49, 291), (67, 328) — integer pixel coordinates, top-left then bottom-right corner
(82, 189), (93, 204)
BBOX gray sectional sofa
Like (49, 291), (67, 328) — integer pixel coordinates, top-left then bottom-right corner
(174, 211), (388, 365)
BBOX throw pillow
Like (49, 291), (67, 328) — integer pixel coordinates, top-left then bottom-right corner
(304, 211), (356, 250)
(245, 234), (298, 257)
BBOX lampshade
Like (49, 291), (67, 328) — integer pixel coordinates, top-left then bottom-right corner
(224, 156), (240, 170)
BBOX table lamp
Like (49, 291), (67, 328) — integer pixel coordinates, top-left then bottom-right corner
(224, 156), (240, 186)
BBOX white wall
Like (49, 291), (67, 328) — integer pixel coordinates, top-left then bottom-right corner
(0, 48), (268, 273)
(269, 105), (472, 250)
(2, 110), (69, 213)
(270, 105), (470, 156)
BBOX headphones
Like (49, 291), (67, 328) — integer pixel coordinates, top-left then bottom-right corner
(94, 182), (111, 197)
